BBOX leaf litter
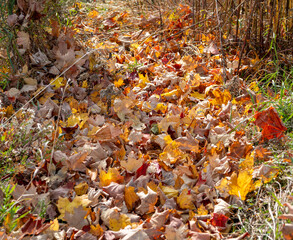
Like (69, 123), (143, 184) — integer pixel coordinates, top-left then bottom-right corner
(0, 1), (292, 239)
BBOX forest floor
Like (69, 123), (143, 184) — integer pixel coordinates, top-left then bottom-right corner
(0, 0), (292, 239)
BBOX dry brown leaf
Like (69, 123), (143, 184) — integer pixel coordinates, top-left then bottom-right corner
(137, 186), (158, 215)
(17, 31), (30, 50)
(64, 205), (89, 229)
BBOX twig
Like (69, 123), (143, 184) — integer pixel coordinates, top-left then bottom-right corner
(49, 78), (71, 177)
(236, 0), (257, 73)
(215, 0), (227, 82)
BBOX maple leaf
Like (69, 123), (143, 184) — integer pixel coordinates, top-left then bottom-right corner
(57, 195), (91, 220)
(50, 77), (65, 89)
(20, 217), (50, 238)
(159, 184), (179, 198)
(90, 224), (104, 237)
(114, 78), (124, 87)
(210, 213), (229, 228)
(210, 88), (231, 106)
(136, 186), (158, 215)
(228, 170), (254, 200)
(254, 106), (287, 140)
(99, 168), (124, 187)
(74, 182), (89, 196)
(109, 213), (131, 231)
(64, 205), (89, 229)
(121, 151), (144, 173)
(125, 186), (139, 211)
(177, 188), (195, 209)
(150, 209), (170, 228)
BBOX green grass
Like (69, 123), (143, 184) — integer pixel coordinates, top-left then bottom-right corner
(0, 184), (29, 233)
(253, 64), (293, 132)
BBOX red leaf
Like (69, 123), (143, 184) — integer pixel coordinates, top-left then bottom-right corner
(136, 162), (149, 178)
(254, 106), (287, 140)
(210, 213), (229, 227)
(21, 217), (50, 238)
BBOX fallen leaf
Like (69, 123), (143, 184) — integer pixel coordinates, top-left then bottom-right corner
(17, 31), (30, 50)
(57, 195), (91, 220)
(177, 188), (195, 210)
(121, 151), (144, 173)
(64, 205), (89, 229)
(125, 186), (139, 211)
(254, 106), (287, 140)
(99, 168), (124, 187)
(137, 186), (158, 215)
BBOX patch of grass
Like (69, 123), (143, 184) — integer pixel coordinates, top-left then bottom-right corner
(252, 63), (293, 132)
(0, 111), (54, 181)
(232, 166), (293, 239)
(0, 184), (29, 233)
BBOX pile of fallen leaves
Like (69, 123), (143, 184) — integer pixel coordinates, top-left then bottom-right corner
(0, 1), (292, 239)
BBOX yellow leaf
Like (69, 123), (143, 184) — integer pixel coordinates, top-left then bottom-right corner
(88, 10), (99, 18)
(125, 186), (139, 211)
(38, 92), (55, 104)
(82, 80), (88, 88)
(154, 103), (167, 113)
(161, 89), (181, 101)
(164, 135), (173, 145)
(99, 168), (124, 187)
(109, 213), (131, 231)
(57, 195), (91, 220)
(177, 189), (195, 209)
(90, 224), (103, 237)
(159, 184), (179, 198)
(130, 43), (140, 49)
(138, 73), (149, 88)
(66, 113), (89, 129)
(5, 105), (14, 118)
(159, 138), (185, 165)
(189, 72), (201, 87)
(239, 152), (254, 170)
(228, 170), (254, 200)
(197, 204), (208, 215)
(49, 218), (59, 231)
(249, 81), (259, 92)
(210, 88), (231, 106)
(50, 77), (65, 89)
(190, 91), (205, 100)
(114, 78), (124, 88)
(74, 182), (89, 196)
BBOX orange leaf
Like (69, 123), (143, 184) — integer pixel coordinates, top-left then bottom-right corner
(125, 186), (139, 211)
